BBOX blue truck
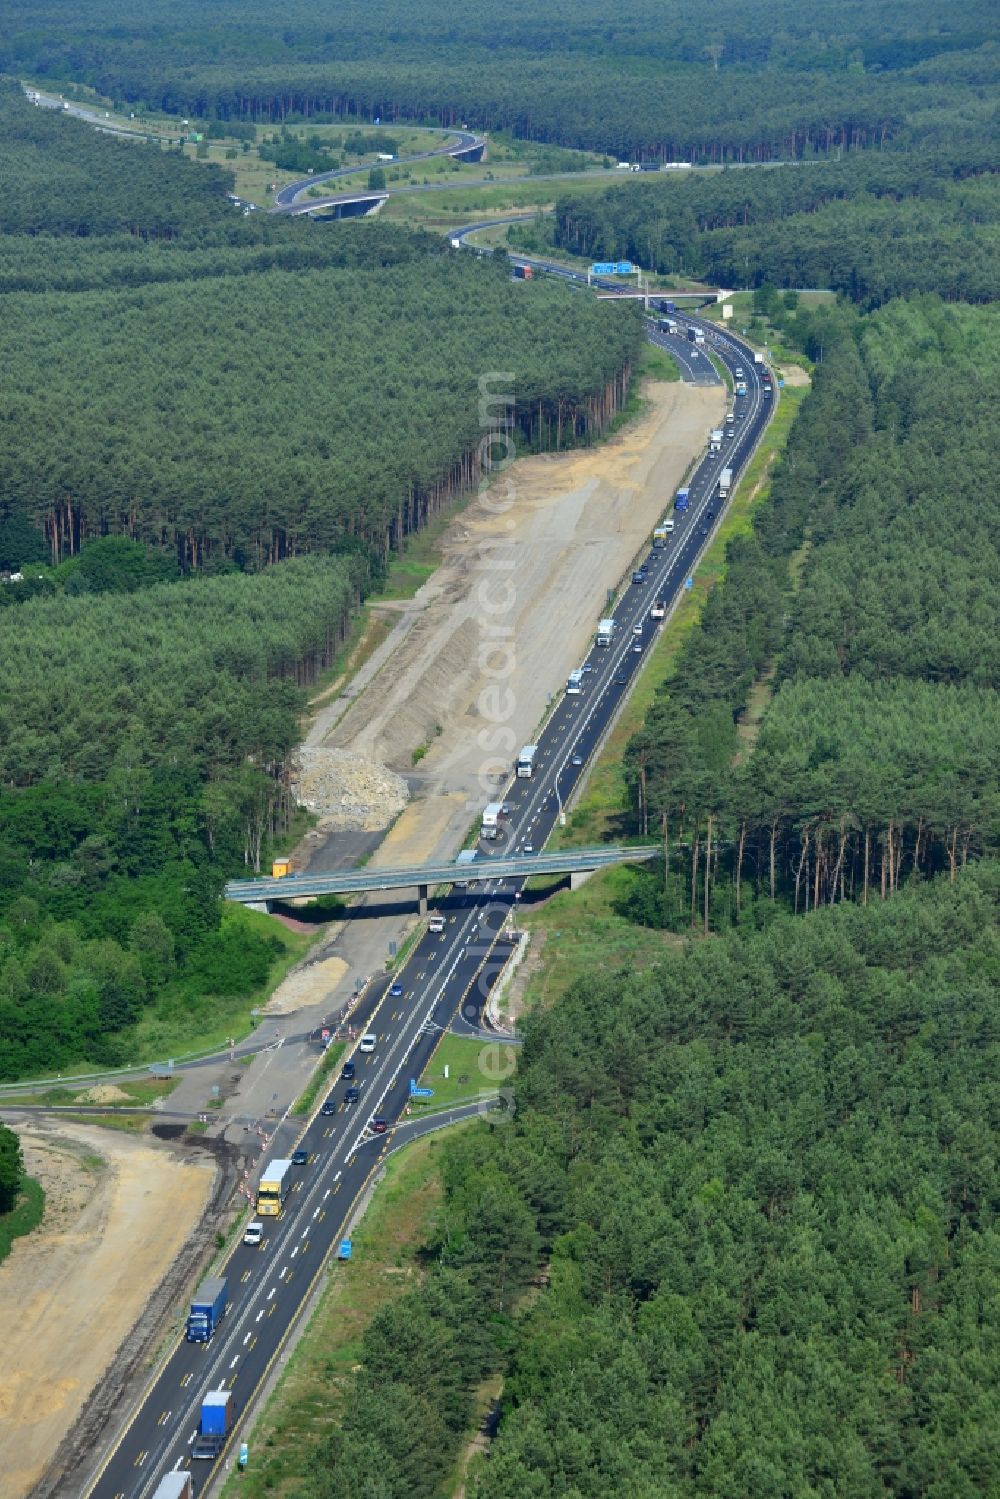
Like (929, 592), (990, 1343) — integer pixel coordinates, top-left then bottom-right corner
(192, 1388), (235, 1460)
(674, 487), (690, 513)
(186, 1275), (228, 1343)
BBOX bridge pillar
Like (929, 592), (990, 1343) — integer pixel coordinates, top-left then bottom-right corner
(247, 900), (272, 914)
(417, 884), (428, 916)
(570, 869), (596, 892)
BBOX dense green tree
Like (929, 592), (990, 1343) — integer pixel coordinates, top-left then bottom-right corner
(0, 1124), (23, 1214)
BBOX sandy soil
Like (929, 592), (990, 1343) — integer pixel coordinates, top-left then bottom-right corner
(319, 379), (724, 864)
(777, 364), (811, 387)
(0, 1121), (215, 1498)
(263, 953), (350, 1015)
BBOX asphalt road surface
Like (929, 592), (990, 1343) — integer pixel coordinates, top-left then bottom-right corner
(272, 129), (485, 209)
(83, 316), (771, 1499)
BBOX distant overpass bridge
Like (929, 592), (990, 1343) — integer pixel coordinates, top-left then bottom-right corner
(285, 190), (387, 218)
(226, 845), (657, 913)
(272, 128), (486, 212)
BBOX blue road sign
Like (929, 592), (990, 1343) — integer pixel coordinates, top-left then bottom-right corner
(409, 1079), (435, 1098)
(778, 378), (785, 388)
(685, 577), (694, 590)
(591, 261), (634, 276)
(338, 1238), (352, 1260)
(614, 261), (635, 274)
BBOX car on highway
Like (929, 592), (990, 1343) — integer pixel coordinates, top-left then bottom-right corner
(291, 1148), (309, 1166)
(706, 506), (716, 519)
(500, 803), (511, 815)
(571, 753), (584, 766)
(243, 1222), (263, 1246)
(321, 1097), (337, 1116)
(341, 1060), (356, 1080)
(371, 1118), (388, 1135)
(522, 841), (534, 854)
(633, 641), (642, 653)
(428, 915), (445, 934)
(633, 622), (643, 636)
(389, 981), (403, 997)
(344, 1085), (361, 1105)
(359, 1032), (377, 1053)
(615, 672), (628, 685)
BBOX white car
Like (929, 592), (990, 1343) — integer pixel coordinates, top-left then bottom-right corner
(633, 623), (643, 636)
(243, 1222), (263, 1246)
(428, 915), (445, 934)
(359, 1033), (377, 1054)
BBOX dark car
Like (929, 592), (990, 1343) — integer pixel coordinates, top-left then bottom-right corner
(706, 506), (716, 519)
(344, 1085), (361, 1105)
(341, 1061), (356, 1080)
(615, 673), (628, 685)
(371, 1118), (388, 1135)
(389, 981), (403, 998)
(571, 753), (584, 767)
(321, 1098), (336, 1116)
(291, 1148), (309, 1166)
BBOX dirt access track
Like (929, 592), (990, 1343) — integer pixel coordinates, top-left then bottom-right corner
(313, 376), (724, 865)
(0, 1119), (218, 1499)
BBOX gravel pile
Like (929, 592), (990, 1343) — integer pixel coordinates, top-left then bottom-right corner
(294, 748), (409, 831)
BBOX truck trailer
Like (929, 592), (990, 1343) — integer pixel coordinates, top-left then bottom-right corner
(186, 1276), (228, 1343)
(152, 1474), (194, 1499)
(718, 468), (733, 499)
(517, 744), (538, 777)
(481, 802), (504, 839)
(192, 1389), (235, 1460)
(709, 428), (723, 452)
(256, 1159), (292, 1217)
(596, 618), (617, 646)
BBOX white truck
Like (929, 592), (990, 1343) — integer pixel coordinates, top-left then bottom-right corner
(709, 428), (724, 452)
(481, 802), (504, 839)
(596, 618), (617, 647)
(517, 745), (538, 778)
(719, 467), (733, 499)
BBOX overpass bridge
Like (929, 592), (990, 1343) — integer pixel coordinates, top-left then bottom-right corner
(226, 845), (657, 913)
(287, 190), (387, 218)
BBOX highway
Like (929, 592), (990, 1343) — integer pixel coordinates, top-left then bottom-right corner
(83, 311), (771, 1498)
(272, 128), (486, 210)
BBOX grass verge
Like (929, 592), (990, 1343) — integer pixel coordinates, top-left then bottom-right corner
(518, 867), (681, 1012)
(554, 382), (807, 847)
(219, 1128), (463, 1498)
(409, 1033), (510, 1112)
(0, 1177), (45, 1263)
(292, 1043), (345, 1117)
(0, 1077), (179, 1108)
